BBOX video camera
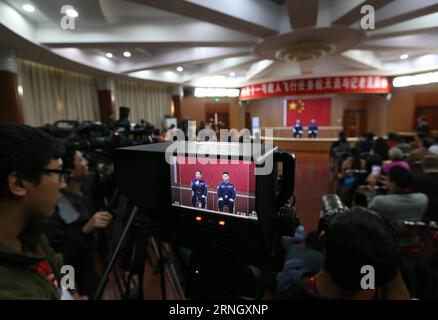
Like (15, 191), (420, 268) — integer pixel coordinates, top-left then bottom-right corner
(113, 141), (300, 271)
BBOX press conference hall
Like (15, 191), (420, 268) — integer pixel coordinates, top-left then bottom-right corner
(1, 0), (438, 304)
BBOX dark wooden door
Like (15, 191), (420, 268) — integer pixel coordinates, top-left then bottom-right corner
(245, 112), (251, 130)
(206, 112), (229, 129)
(343, 109), (367, 137)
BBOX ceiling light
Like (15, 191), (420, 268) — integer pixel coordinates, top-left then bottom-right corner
(66, 8), (79, 18)
(22, 4), (35, 12)
(393, 71), (438, 88)
(123, 51), (131, 58)
(194, 88), (240, 97)
(229, 72), (236, 77)
(106, 53), (113, 58)
(176, 66), (184, 72)
(400, 54), (409, 60)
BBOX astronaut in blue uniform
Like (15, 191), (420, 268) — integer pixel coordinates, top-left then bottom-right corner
(308, 119), (319, 138)
(191, 170), (207, 208)
(217, 172), (236, 213)
(293, 119), (303, 138)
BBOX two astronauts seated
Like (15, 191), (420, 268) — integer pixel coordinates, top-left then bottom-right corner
(191, 171), (237, 213)
(293, 119), (319, 138)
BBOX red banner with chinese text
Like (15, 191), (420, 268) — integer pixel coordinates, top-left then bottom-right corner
(286, 98), (331, 126)
(240, 76), (391, 101)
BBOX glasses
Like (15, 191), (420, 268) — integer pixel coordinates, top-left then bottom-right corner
(43, 169), (72, 183)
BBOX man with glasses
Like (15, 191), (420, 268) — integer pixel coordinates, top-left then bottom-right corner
(46, 145), (112, 297)
(0, 124), (70, 299)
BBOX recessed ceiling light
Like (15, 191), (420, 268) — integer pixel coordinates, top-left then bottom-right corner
(176, 66), (184, 72)
(22, 4), (35, 12)
(123, 51), (131, 58)
(65, 8), (78, 18)
(229, 72), (236, 77)
(400, 54), (409, 60)
(106, 53), (113, 58)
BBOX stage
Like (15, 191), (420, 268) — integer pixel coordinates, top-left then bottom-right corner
(261, 136), (358, 153)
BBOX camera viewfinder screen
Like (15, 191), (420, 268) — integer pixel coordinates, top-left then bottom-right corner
(170, 156), (257, 220)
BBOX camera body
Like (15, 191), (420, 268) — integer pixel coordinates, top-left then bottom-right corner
(114, 141), (299, 270)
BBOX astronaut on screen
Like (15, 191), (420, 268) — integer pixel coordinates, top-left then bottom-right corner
(217, 172), (236, 213)
(191, 170), (208, 208)
(308, 119), (319, 138)
(293, 119), (304, 138)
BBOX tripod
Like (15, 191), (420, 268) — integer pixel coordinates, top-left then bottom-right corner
(94, 205), (169, 300)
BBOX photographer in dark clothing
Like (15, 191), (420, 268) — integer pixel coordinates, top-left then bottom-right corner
(46, 146), (112, 297)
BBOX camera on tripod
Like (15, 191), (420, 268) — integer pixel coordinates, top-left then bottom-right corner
(111, 140), (300, 298)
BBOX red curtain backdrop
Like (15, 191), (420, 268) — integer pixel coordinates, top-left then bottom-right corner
(286, 98), (331, 126)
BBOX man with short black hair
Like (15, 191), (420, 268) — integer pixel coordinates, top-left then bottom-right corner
(412, 155), (438, 223)
(191, 170), (207, 209)
(277, 207), (409, 299)
(0, 124), (68, 299)
(217, 172), (236, 213)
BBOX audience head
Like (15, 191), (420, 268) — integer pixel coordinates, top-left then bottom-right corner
(420, 138), (433, 149)
(323, 207), (400, 292)
(0, 124), (65, 218)
(388, 132), (400, 142)
(372, 138), (389, 160)
(62, 145), (89, 181)
(365, 153), (383, 173)
(365, 132), (375, 141)
(422, 155), (438, 173)
(388, 147), (404, 161)
(388, 166), (412, 193)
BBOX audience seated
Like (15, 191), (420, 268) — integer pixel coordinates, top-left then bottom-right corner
(371, 137), (389, 161)
(356, 132), (374, 154)
(364, 153), (383, 174)
(277, 207), (410, 300)
(406, 138), (434, 164)
(46, 146), (113, 297)
(340, 148), (366, 179)
(387, 133), (400, 149)
(382, 147), (410, 174)
(368, 166), (428, 247)
(396, 138), (413, 155)
(412, 156), (438, 224)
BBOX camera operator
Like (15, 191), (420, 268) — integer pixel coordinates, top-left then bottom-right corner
(277, 207), (409, 300)
(0, 124), (76, 299)
(46, 145), (112, 297)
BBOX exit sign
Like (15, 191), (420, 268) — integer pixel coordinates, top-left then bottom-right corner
(213, 97), (221, 102)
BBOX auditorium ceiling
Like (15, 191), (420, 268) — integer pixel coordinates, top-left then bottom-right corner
(1, 0), (438, 87)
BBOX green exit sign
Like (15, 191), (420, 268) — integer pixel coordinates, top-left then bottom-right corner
(213, 97), (221, 102)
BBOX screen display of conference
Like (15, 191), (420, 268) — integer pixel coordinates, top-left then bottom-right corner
(170, 156), (257, 220)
